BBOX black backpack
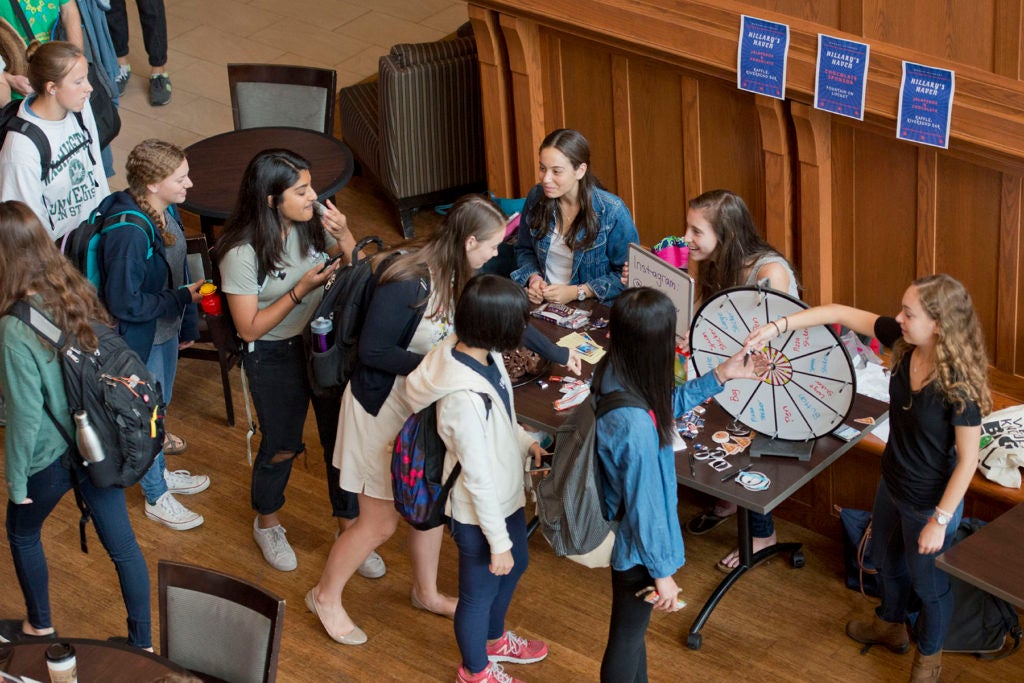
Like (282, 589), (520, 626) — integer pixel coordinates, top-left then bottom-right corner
(942, 519), (1022, 659)
(535, 366), (648, 562)
(7, 301), (165, 490)
(308, 235), (385, 397)
(0, 99), (94, 181)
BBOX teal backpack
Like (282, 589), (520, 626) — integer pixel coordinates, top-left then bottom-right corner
(62, 195), (158, 290)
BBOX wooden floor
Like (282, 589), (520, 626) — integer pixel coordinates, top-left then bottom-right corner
(3, 272), (1024, 681)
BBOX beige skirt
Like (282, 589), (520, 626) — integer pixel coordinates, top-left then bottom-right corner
(334, 379), (413, 501)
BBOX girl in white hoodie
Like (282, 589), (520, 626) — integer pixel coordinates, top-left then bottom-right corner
(405, 274), (548, 683)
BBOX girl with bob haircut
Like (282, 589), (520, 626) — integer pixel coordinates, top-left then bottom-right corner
(745, 274), (990, 683)
(681, 188), (799, 572)
(307, 195), (576, 647)
(218, 149), (358, 573)
(512, 128), (638, 304)
(0, 200), (152, 649)
(0, 41), (108, 241)
(404, 274), (549, 683)
(595, 287), (763, 682)
(99, 139), (210, 532)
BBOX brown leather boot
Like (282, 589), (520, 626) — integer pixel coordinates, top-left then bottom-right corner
(909, 649), (942, 682)
(845, 615), (910, 653)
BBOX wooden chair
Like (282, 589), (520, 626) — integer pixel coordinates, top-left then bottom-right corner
(178, 234), (239, 426)
(227, 63), (337, 135)
(159, 560), (285, 683)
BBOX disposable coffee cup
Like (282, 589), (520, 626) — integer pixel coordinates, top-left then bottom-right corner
(45, 642), (77, 683)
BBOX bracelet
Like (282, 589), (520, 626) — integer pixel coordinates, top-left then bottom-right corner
(712, 365), (725, 385)
(528, 274), (544, 287)
(288, 288), (301, 305)
(781, 316), (789, 333)
(769, 320), (781, 336)
(934, 506), (954, 519)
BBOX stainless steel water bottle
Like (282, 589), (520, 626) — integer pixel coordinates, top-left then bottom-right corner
(74, 411), (106, 463)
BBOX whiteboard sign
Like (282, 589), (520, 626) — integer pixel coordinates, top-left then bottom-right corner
(627, 243), (695, 339)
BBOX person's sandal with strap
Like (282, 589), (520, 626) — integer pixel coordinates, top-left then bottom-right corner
(685, 508), (731, 535)
(163, 432), (188, 455)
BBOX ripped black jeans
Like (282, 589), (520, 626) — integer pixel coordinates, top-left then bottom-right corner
(243, 336), (356, 518)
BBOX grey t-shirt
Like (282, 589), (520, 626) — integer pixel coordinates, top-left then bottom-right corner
(219, 228), (333, 341)
(153, 210), (188, 345)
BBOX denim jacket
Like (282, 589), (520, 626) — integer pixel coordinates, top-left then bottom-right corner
(595, 367), (723, 578)
(511, 184), (638, 302)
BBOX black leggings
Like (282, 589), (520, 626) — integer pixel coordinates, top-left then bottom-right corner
(601, 564), (654, 683)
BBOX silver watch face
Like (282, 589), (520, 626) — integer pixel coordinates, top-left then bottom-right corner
(935, 512), (950, 525)
(577, 287), (586, 301)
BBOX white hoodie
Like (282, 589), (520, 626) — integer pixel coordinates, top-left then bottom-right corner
(404, 335), (538, 554)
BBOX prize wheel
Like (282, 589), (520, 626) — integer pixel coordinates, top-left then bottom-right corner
(689, 286), (856, 441)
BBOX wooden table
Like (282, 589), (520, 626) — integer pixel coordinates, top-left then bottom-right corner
(675, 393), (888, 649)
(181, 126), (355, 241)
(936, 501), (1024, 610)
(512, 307), (891, 649)
(0, 637), (189, 680)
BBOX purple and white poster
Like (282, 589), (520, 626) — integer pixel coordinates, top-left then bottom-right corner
(737, 16), (790, 100)
(815, 34), (869, 120)
(897, 61), (955, 149)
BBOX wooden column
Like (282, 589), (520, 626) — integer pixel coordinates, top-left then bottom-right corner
(681, 75), (702, 198)
(996, 175), (1022, 374)
(755, 96), (793, 268)
(469, 6), (515, 197)
(611, 54), (634, 209)
(915, 149), (938, 277)
(499, 14), (545, 195)
(790, 102), (831, 305)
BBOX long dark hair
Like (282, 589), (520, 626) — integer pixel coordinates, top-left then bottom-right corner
(216, 149), (327, 275)
(527, 129), (601, 252)
(689, 189), (791, 302)
(606, 288), (675, 446)
(379, 194), (505, 319)
(0, 201), (111, 352)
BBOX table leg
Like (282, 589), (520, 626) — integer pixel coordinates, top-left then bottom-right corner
(685, 508), (804, 650)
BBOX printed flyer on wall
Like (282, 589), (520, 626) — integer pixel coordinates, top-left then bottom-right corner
(897, 61), (955, 149)
(814, 34), (870, 120)
(737, 15), (790, 99)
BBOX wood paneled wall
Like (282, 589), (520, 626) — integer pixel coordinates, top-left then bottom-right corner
(469, 0), (1024, 402)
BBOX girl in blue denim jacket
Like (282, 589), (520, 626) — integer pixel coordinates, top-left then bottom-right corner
(512, 129), (638, 304)
(595, 287), (764, 682)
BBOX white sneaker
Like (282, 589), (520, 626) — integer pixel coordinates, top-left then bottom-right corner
(145, 492), (204, 530)
(163, 469), (210, 495)
(357, 550), (386, 579)
(253, 518), (297, 571)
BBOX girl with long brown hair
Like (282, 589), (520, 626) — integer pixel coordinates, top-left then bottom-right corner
(0, 200), (152, 648)
(99, 139), (210, 532)
(745, 274), (990, 682)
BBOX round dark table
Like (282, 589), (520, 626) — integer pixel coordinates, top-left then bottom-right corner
(0, 637), (189, 680)
(181, 126), (355, 239)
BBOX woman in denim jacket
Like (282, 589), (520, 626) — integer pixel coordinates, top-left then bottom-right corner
(512, 129), (638, 304)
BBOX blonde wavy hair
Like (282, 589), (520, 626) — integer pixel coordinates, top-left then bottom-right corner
(890, 274), (992, 416)
(126, 139), (186, 245)
(0, 201), (111, 352)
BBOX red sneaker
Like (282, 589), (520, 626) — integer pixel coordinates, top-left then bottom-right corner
(456, 662), (523, 683)
(486, 630), (548, 664)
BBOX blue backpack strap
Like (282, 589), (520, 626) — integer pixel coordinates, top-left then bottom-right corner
(99, 210), (158, 258)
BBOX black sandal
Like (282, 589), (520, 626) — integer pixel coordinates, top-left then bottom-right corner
(685, 509), (732, 535)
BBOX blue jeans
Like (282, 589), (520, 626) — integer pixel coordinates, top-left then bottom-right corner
(451, 508), (528, 674)
(6, 459), (151, 648)
(244, 337), (357, 518)
(139, 337), (178, 504)
(870, 478), (962, 655)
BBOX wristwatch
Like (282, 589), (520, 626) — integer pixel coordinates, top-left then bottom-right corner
(933, 510), (951, 526)
(576, 285), (586, 302)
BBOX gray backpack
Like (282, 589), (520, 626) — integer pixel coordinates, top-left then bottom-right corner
(535, 373), (647, 564)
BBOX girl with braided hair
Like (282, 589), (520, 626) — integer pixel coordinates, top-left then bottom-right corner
(744, 273), (991, 683)
(98, 138), (211, 532)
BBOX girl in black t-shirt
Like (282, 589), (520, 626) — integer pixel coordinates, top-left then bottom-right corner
(744, 273), (991, 683)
